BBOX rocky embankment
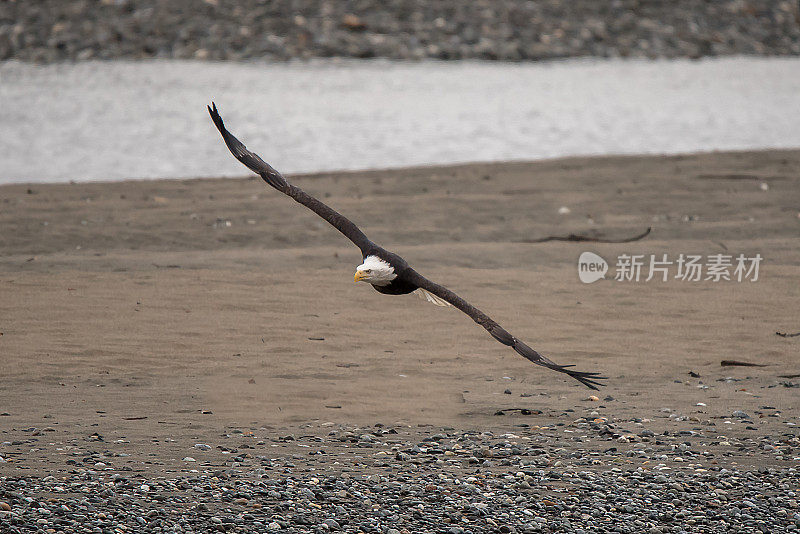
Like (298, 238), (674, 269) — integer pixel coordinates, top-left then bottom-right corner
(1, 0), (799, 63)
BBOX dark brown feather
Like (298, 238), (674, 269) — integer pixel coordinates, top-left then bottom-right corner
(208, 103), (374, 254)
(402, 268), (606, 390)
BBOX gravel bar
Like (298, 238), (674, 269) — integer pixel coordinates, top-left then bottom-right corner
(2, 418), (800, 533)
(1, 0), (799, 63)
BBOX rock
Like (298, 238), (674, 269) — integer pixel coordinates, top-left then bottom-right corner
(342, 14), (366, 31)
(322, 518), (340, 529)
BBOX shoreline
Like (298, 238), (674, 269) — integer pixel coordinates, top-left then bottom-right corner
(4, 145), (799, 187)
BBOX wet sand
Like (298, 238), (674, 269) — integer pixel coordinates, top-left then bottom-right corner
(1, 149), (799, 478)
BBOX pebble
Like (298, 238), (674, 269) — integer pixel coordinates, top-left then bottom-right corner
(322, 518), (340, 529)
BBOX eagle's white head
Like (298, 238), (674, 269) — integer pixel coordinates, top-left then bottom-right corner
(354, 255), (396, 286)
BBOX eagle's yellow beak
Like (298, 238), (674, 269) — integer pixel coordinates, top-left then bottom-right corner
(354, 270), (367, 282)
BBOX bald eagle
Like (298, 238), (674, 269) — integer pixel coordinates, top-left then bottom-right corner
(208, 103), (605, 390)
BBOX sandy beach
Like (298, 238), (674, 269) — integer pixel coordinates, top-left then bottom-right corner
(2, 147), (799, 464)
(1, 150), (799, 531)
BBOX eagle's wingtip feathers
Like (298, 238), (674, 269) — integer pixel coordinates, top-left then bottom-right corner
(560, 367), (607, 390)
(553, 365), (607, 390)
(208, 102), (223, 129)
(513, 340), (606, 389)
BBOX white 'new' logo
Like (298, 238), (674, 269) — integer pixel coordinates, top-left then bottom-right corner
(578, 252), (608, 284)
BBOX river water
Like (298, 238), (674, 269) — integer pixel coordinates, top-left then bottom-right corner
(1, 57), (798, 184)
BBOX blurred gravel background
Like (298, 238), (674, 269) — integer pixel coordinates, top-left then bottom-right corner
(1, 0), (799, 63)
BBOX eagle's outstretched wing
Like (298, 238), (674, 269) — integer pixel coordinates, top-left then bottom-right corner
(403, 268), (606, 390)
(208, 103), (375, 255)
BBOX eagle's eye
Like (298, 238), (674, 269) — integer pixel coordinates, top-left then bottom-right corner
(364, 269), (372, 273)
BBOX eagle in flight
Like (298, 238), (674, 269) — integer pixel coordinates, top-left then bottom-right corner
(208, 103), (605, 390)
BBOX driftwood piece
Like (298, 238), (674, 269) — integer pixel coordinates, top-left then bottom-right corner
(521, 227), (651, 244)
(494, 408), (543, 416)
(776, 331), (800, 338)
(720, 360), (768, 367)
(696, 173), (790, 181)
